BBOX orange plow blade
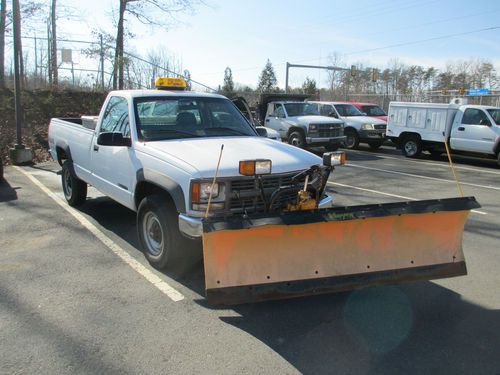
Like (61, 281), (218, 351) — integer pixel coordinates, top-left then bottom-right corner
(202, 197), (480, 305)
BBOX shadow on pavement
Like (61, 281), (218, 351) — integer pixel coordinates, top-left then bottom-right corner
(66, 184), (500, 374)
(0, 177), (19, 203)
(201, 282), (500, 375)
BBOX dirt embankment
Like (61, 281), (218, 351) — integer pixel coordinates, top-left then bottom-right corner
(0, 89), (107, 164)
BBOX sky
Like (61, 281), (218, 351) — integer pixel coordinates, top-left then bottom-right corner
(43, 0), (500, 89)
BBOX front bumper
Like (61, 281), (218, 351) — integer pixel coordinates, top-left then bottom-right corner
(178, 194), (334, 238)
(359, 129), (385, 140)
(306, 136), (346, 145)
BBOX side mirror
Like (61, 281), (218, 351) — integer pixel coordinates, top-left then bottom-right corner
(328, 111), (338, 118)
(97, 132), (131, 147)
(479, 119), (491, 126)
(256, 127), (268, 137)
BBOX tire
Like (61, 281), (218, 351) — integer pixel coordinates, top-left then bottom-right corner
(368, 141), (383, 150)
(401, 136), (422, 158)
(0, 158), (3, 182)
(344, 129), (360, 149)
(137, 194), (186, 270)
(497, 153), (500, 169)
(61, 160), (87, 206)
(288, 131), (306, 149)
(325, 143), (339, 152)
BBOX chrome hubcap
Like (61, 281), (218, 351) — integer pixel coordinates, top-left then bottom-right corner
(404, 141), (417, 155)
(346, 135), (355, 147)
(63, 170), (72, 198)
(143, 212), (164, 257)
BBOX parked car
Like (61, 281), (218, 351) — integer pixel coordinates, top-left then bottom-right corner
(308, 101), (387, 149)
(386, 98), (500, 165)
(346, 101), (388, 122)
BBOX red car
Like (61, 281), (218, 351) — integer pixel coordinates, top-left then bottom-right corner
(339, 101), (388, 122)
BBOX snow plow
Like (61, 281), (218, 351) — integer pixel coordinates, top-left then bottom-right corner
(201, 154), (480, 305)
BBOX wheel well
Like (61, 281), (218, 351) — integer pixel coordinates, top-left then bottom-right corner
(398, 132), (421, 147)
(135, 181), (175, 212)
(56, 146), (69, 166)
(344, 126), (357, 134)
(287, 126), (305, 138)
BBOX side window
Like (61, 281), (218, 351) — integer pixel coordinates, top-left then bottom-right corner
(100, 96), (130, 136)
(320, 104), (334, 116)
(275, 104), (285, 118)
(462, 108), (490, 126)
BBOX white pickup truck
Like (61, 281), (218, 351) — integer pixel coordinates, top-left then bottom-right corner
(263, 101), (345, 150)
(386, 99), (500, 165)
(308, 101), (387, 150)
(48, 78), (335, 270)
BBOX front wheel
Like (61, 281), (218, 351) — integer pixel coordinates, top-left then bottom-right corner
(401, 136), (422, 158)
(344, 129), (360, 149)
(288, 131), (306, 148)
(62, 160), (87, 206)
(137, 195), (185, 270)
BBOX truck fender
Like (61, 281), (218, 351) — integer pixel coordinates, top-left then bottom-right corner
(286, 125), (307, 138)
(135, 168), (186, 213)
(55, 141), (72, 166)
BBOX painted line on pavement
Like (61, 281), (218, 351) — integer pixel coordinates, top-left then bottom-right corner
(15, 166), (185, 302)
(347, 149), (500, 175)
(327, 181), (487, 215)
(346, 163), (500, 192)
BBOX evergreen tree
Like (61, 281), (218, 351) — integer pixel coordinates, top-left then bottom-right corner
(302, 77), (317, 95)
(257, 59), (278, 93)
(221, 66), (235, 96)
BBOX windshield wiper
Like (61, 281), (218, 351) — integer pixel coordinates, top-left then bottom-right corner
(145, 129), (202, 138)
(205, 127), (251, 136)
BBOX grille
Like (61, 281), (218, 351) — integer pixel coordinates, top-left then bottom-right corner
(312, 123), (343, 138)
(229, 172), (304, 214)
(374, 124), (386, 130)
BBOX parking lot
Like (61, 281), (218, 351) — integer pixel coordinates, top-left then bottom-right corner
(1, 146), (499, 374)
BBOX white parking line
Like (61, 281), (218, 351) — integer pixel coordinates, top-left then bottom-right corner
(15, 166), (185, 302)
(346, 163), (500, 192)
(348, 149), (500, 175)
(327, 181), (488, 215)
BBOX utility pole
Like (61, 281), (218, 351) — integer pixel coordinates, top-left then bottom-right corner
(51, 0), (58, 87)
(10, 0), (32, 164)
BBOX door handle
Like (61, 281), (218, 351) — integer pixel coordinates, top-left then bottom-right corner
(93, 145), (99, 151)
(457, 127), (465, 131)
(265, 119), (270, 123)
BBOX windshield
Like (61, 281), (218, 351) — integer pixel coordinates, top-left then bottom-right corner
(334, 104), (363, 117)
(361, 105), (386, 116)
(134, 97), (257, 141)
(284, 103), (320, 116)
(487, 109), (500, 125)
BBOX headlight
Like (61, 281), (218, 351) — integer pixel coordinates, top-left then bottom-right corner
(191, 181), (219, 202)
(361, 123), (374, 130)
(309, 124), (317, 131)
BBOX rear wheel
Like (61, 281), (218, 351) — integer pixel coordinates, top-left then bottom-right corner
(401, 136), (422, 158)
(368, 141), (383, 150)
(137, 194), (187, 270)
(288, 131), (306, 149)
(344, 129), (359, 149)
(61, 160), (87, 206)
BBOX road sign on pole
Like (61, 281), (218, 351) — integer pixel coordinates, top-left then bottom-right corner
(467, 88), (490, 96)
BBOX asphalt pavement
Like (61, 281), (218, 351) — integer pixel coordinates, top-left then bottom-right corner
(1, 146), (499, 374)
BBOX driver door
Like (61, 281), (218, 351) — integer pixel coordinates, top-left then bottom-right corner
(265, 104), (287, 138)
(91, 96), (136, 208)
(450, 108), (496, 154)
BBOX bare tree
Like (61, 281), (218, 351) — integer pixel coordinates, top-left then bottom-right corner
(112, 0), (201, 90)
(0, 0), (6, 88)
